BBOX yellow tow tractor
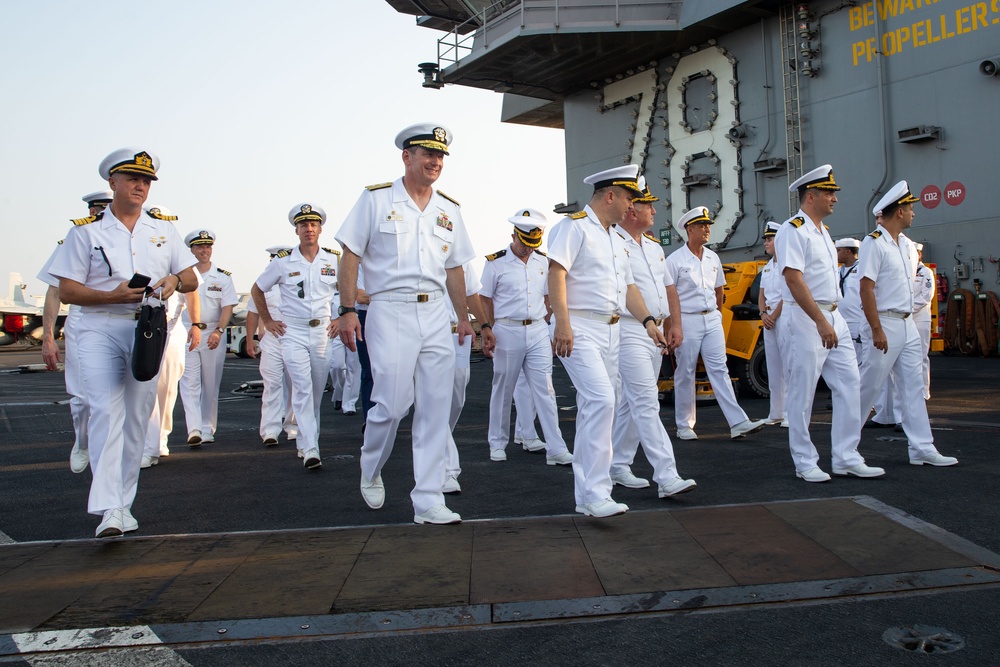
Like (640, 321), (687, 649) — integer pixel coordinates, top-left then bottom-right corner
(658, 260), (770, 401)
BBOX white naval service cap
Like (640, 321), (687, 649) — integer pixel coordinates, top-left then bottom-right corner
(144, 205), (178, 222)
(789, 164), (840, 193)
(82, 190), (114, 206)
(395, 123), (452, 155)
(763, 221), (781, 238)
(678, 206), (713, 228)
(99, 147), (160, 181)
(872, 180), (919, 217)
(266, 245), (292, 256)
(834, 237), (860, 250)
(508, 208), (547, 248)
(583, 164), (642, 195)
(288, 202), (326, 226)
(185, 229), (216, 246)
(632, 175), (659, 203)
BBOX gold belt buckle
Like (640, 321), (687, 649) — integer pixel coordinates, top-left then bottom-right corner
(308, 319), (321, 327)
(829, 304), (838, 312)
(654, 318), (664, 327)
(522, 319), (533, 325)
(451, 324), (458, 333)
(416, 294), (429, 303)
(609, 315), (620, 325)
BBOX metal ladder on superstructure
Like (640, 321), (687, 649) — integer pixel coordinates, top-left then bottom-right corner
(779, 2), (803, 213)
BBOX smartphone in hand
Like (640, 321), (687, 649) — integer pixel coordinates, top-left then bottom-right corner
(128, 273), (152, 293)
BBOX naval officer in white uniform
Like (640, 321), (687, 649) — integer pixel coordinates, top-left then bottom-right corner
(548, 164), (667, 518)
(835, 237), (864, 362)
(480, 209), (571, 466)
(609, 178), (696, 497)
(665, 206), (765, 441)
(774, 164), (883, 482)
(37, 190), (112, 473)
(179, 229), (237, 446)
(50, 147), (197, 537)
(142, 206), (202, 467)
(337, 123), (474, 525)
(758, 221), (787, 426)
(857, 181), (958, 467)
(252, 204), (340, 469)
(246, 246), (297, 446)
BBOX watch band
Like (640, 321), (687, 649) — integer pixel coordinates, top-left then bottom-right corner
(214, 327), (225, 334)
(641, 315), (656, 327)
(193, 323), (207, 330)
(174, 273), (183, 291)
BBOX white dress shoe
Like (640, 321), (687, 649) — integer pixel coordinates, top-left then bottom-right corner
(780, 419), (789, 428)
(832, 463), (886, 478)
(575, 499), (629, 518)
(159, 447), (170, 457)
(731, 419), (767, 439)
(201, 433), (215, 444)
(414, 504), (461, 524)
(287, 430), (298, 441)
(546, 451), (573, 466)
(303, 449), (322, 469)
(519, 438), (546, 452)
(764, 418), (783, 425)
(490, 449), (507, 462)
(69, 444), (89, 474)
(262, 435), (279, 446)
(96, 508), (125, 538)
(140, 455), (158, 469)
(442, 475), (462, 494)
(676, 428), (698, 440)
(910, 452), (959, 467)
(611, 470), (650, 489)
(658, 477), (697, 497)
(122, 508), (138, 533)
(296, 449), (304, 459)
(361, 475), (385, 509)
(187, 431), (202, 447)
(796, 467), (832, 483)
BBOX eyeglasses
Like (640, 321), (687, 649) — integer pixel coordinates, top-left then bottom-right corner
(297, 281), (304, 299)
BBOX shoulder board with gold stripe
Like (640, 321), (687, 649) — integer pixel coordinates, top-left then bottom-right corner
(533, 249), (547, 256)
(868, 230), (882, 239)
(570, 211), (588, 220)
(216, 268), (232, 276)
(71, 212), (102, 226)
(642, 232), (658, 243)
(823, 224), (830, 231)
(789, 216), (805, 228)
(275, 249), (292, 258)
(365, 182), (392, 191)
(322, 247), (341, 256)
(486, 249), (507, 261)
(436, 190), (461, 206)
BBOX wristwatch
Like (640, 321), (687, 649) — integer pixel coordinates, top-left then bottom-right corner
(214, 327), (225, 334)
(338, 306), (356, 316)
(174, 274), (183, 291)
(192, 322), (207, 330)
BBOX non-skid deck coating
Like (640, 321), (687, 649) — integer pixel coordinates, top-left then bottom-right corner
(2, 496), (999, 654)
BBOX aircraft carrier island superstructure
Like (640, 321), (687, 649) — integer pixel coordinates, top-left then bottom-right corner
(388, 0), (1000, 294)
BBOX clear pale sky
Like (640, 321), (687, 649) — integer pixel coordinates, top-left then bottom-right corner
(0, 1), (567, 297)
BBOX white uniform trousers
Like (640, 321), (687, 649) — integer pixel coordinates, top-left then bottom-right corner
(78, 313), (158, 515)
(280, 321), (333, 453)
(859, 316), (937, 459)
(362, 298), (453, 514)
(780, 304), (865, 472)
(63, 311), (89, 452)
(445, 330), (473, 479)
(258, 333), (296, 439)
(180, 338), (227, 437)
(846, 321), (863, 366)
(488, 321), (567, 455)
(553, 316), (619, 507)
(611, 320), (680, 485)
(329, 335), (347, 403)
(914, 312), (932, 400)
(674, 310), (749, 430)
(513, 372), (539, 441)
(871, 374), (902, 425)
(342, 346), (362, 412)
(143, 321), (187, 457)
(762, 321), (786, 421)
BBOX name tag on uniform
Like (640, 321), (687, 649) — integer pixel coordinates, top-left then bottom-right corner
(386, 213), (403, 221)
(288, 271), (301, 277)
(207, 285), (223, 292)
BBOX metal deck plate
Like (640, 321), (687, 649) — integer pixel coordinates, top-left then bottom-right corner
(2, 496), (999, 654)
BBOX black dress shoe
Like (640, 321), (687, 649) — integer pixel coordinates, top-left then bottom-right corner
(334, 400), (342, 410)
